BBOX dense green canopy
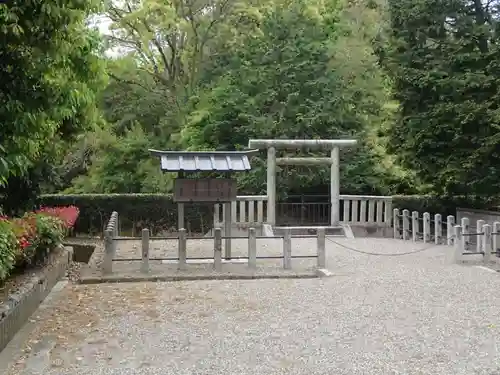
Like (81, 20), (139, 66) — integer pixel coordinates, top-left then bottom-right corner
(3, 0), (500, 210)
(0, 0), (106, 212)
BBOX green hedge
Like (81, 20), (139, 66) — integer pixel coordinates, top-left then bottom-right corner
(39, 193), (500, 236)
(392, 195), (500, 216)
(38, 194), (213, 236)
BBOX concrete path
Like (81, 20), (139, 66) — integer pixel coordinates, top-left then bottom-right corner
(2, 238), (500, 375)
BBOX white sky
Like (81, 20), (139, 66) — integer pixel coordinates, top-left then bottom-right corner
(89, 14), (123, 57)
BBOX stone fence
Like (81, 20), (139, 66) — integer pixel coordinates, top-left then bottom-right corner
(101, 210), (327, 275)
(393, 208), (500, 264)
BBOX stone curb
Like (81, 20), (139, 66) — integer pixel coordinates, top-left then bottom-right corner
(79, 272), (319, 284)
(0, 245), (72, 353)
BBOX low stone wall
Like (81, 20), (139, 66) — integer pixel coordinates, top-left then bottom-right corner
(0, 245), (72, 352)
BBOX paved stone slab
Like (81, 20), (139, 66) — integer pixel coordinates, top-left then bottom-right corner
(2, 238), (500, 375)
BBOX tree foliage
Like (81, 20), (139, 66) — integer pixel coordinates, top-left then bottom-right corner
(67, 125), (172, 194)
(0, 0), (107, 212)
(181, 0), (407, 195)
(385, 0), (500, 196)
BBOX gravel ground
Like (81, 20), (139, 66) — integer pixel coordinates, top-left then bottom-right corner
(4, 237), (500, 375)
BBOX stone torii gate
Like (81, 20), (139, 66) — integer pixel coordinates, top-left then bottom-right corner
(248, 139), (357, 226)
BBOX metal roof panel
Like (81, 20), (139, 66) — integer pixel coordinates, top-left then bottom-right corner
(150, 149), (258, 171)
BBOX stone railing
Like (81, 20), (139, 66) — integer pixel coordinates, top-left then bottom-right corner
(340, 195), (392, 226)
(393, 209), (452, 244)
(102, 211), (119, 275)
(393, 209), (500, 264)
(112, 227), (327, 275)
(214, 195), (268, 226)
(213, 195), (392, 227)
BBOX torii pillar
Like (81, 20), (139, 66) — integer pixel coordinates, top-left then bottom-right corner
(248, 139), (357, 226)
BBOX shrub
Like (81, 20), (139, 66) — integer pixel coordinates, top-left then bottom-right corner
(392, 195), (500, 216)
(0, 218), (17, 281)
(38, 194), (212, 235)
(0, 206), (79, 283)
(38, 193), (500, 236)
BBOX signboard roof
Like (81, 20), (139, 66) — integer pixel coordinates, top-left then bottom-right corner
(149, 149), (258, 172)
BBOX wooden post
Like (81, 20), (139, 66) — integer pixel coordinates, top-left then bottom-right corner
(231, 201), (237, 223)
(493, 222), (500, 258)
(213, 204), (220, 227)
(352, 200), (359, 223)
(483, 224), (492, 264)
(103, 229), (113, 275)
(402, 209), (410, 240)
(423, 212), (430, 243)
(461, 217), (469, 251)
(454, 225), (463, 263)
(239, 201), (246, 223)
(331, 147), (340, 225)
(178, 228), (187, 270)
(384, 200), (393, 225)
(113, 212), (119, 237)
(360, 201), (367, 223)
(476, 219), (485, 253)
(224, 202), (232, 260)
(141, 228), (150, 274)
(434, 214), (442, 245)
(257, 200), (264, 222)
(412, 211), (419, 242)
(178, 203), (185, 230)
(110, 222), (117, 256)
(447, 215), (455, 245)
(283, 228), (292, 270)
(368, 201), (375, 223)
(267, 147), (276, 225)
(248, 200), (255, 223)
(317, 228), (326, 268)
(343, 199), (350, 223)
(393, 208), (400, 239)
(214, 228), (222, 271)
(248, 227), (257, 269)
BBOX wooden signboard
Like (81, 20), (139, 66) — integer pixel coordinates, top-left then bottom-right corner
(174, 178), (237, 202)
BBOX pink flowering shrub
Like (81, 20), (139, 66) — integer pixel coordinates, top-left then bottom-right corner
(0, 206), (79, 282)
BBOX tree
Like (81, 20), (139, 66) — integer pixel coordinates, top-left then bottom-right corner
(385, 0), (500, 196)
(0, 0), (106, 209)
(182, 0), (407, 195)
(67, 125), (172, 193)
(100, 57), (171, 139)
(104, 0), (240, 115)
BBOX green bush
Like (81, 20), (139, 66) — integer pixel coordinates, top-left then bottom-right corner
(40, 193), (500, 237)
(0, 219), (17, 281)
(0, 208), (78, 283)
(392, 195), (500, 216)
(38, 194), (214, 236)
(19, 214), (66, 266)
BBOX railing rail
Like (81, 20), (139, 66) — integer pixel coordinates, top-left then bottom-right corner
(102, 211), (119, 274)
(340, 195), (392, 226)
(393, 208), (500, 264)
(214, 195), (393, 227)
(214, 195), (267, 225)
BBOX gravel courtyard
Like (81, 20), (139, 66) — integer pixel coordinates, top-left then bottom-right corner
(3, 237), (500, 375)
